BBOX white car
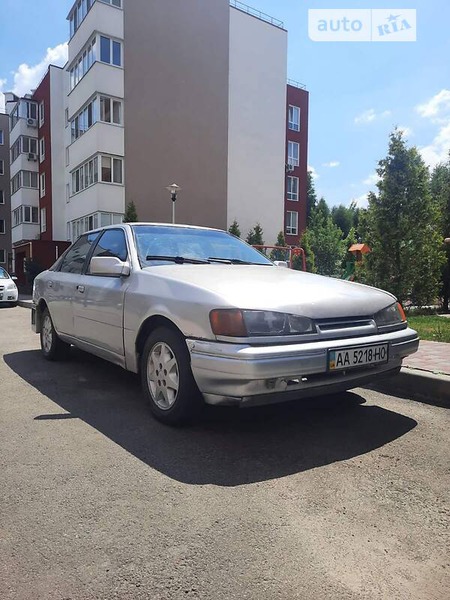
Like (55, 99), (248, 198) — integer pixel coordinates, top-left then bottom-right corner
(32, 223), (419, 425)
(0, 267), (18, 307)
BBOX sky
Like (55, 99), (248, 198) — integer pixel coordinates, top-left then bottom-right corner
(1, 0), (450, 208)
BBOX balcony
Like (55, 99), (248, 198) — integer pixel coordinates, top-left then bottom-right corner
(229, 1), (284, 29)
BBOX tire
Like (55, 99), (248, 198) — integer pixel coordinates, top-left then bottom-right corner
(40, 308), (71, 361)
(140, 326), (203, 426)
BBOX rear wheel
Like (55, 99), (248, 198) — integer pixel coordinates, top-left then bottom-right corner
(40, 308), (71, 361)
(140, 327), (203, 426)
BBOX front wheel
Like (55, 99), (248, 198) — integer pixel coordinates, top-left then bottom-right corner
(140, 327), (203, 426)
(40, 308), (71, 361)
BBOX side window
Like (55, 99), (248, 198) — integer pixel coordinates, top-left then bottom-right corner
(59, 233), (99, 274)
(88, 229), (128, 273)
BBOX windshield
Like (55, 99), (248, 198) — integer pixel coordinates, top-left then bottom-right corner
(0, 267), (10, 279)
(132, 225), (272, 267)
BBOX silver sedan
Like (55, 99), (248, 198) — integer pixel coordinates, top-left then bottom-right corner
(32, 223), (419, 425)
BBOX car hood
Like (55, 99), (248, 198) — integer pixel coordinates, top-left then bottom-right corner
(142, 264), (395, 319)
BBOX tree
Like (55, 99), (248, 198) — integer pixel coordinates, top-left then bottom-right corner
(365, 130), (445, 306)
(123, 201), (138, 223)
(306, 170), (318, 225)
(431, 156), (450, 311)
(228, 220), (241, 238)
(300, 204), (347, 277)
(270, 231), (288, 261)
(332, 201), (359, 238)
(246, 223), (264, 246)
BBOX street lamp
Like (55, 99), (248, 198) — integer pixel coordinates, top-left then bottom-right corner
(166, 183), (181, 224)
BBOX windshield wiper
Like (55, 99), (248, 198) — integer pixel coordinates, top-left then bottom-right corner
(207, 257), (268, 265)
(145, 255), (209, 264)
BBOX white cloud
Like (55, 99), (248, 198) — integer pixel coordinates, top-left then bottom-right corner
(308, 165), (319, 179)
(322, 161), (340, 168)
(398, 125), (413, 137)
(354, 108), (391, 125)
(416, 89), (450, 121)
(363, 173), (378, 186)
(11, 43), (68, 97)
(419, 122), (450, 168)
(352, 193), (370, 208)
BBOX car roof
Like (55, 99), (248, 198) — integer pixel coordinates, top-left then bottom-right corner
(87, 222), (225, 235)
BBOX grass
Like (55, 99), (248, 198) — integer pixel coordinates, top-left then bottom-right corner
(407, 315), (450, 343)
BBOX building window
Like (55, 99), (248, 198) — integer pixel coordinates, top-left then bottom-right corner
(11, 136), (38, 163)
(11, 171), (39, 195)
(100, 96), (122, 124)
(12, 206), (39, 226)
(99, 0), (122, 7)
(288, 105), (300, 132)
(101, 156), (123, 184)
(100, 36), (122, 67)
(0, 219), (5, 234)
(0, 130), (3, 145)
(69, 211), (122, 241)
(70, 0), (96, 38)
(40, 173), (46, 198)
(286, 211), (298, 236)
(39, 101), (45, 126)
(0, 190), (4, 204)
(39, 137), (45, 162)
(40, 208), (47, 233)
(288, 141), (300, 167)
(69, 37), (96, 90)
(287, 176), (299, 201)
(0, 160), (4, 175)
(0, 249), (5, 263)
(71, 156), (99, 194)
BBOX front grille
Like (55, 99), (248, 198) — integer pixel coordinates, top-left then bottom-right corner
(316, 317), (377, 340)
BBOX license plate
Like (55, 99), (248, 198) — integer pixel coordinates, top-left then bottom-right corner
(329, 344), (389, 371)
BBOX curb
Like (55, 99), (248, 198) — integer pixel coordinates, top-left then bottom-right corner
(368, 367), (450, 409)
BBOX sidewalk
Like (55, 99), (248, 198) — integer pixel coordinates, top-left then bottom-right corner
(14, 300), (449, 407)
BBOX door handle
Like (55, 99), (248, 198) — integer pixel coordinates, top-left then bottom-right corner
(76, 285), (85, 293)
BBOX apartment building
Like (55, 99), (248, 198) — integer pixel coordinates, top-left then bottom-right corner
(65, 0), (291, 245)
(5, 65), (69, 288)
(0, 113), (11, 269)
(285, 81), (309, 245)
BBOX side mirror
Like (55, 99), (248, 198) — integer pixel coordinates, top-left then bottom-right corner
(90, 256), (130, 277)
(273, 261), (288, 268)
(11, 276), (18, 281)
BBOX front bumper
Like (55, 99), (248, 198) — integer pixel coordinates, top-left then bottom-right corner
(187, 327), (419, 406)
(0, 288), (18, 303)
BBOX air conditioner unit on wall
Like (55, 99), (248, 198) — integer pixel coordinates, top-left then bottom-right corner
(27, 118), (38, 127)
(286, 163), (295, 173)
(28, 153), (37, 161)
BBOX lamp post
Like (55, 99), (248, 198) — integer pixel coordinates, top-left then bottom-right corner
(166, 183), (181, 224)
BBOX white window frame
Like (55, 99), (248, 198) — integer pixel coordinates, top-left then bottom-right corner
(286, 211), (299, 236)
(40, 207), (47, 233)
(39, 137), (45, 162)
(288, 105), (300, 132)
(39, 101), (45, 126)
(40, 172), (46, 198)
(287, 176), (299, 201)
(100, 155), (123, 185)
(288, 141), (300, 167)
(99, 35), (122, 67)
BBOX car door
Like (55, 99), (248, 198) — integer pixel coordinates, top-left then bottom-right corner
(45, 233), (99, 336)
(72, 228), (130, 356)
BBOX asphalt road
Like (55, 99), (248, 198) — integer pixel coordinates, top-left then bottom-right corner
(1, 307), (449, 600)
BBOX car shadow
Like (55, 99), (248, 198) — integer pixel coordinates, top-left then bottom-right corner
(4, 349), (417, 486)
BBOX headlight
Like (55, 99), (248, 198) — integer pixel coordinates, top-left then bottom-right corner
(7, 283), (17, 291)
(375, 302), (407, 328)
(210, 309), (316, 337)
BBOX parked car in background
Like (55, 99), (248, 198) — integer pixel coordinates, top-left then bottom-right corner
(31, 223), (419, 425)
(0, 267), (18, 307)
